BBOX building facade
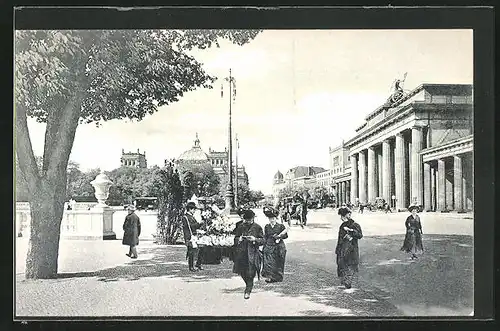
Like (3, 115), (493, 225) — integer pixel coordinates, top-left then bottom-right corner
(344, 83), (473, 212)
(170, 134), (249, 186)
(272, 166), (327, 197)
(121, 149), (147, 168)
(328, 141), (352, 206)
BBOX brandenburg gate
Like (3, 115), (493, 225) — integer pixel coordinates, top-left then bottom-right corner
(345, 84), (473, 212)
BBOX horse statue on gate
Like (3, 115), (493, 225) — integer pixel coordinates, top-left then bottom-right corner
(385, 72), (408, 106)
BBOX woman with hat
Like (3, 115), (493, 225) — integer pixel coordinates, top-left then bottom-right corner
(262, 206), (289, 283)
(232, 209), (265, 299)
(335, 207), (363, 289)
(123, 205), (141, 259)
(401, 205), (424, 259)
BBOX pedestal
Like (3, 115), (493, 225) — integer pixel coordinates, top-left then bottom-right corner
(90, 205), (116, 240)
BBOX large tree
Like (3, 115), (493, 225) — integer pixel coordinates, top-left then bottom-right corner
(15, 29), (260, 279)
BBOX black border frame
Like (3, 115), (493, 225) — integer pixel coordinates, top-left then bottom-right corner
(5, 4), (496, 331)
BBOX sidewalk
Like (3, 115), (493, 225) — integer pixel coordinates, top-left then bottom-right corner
(15, 239), (400, 317)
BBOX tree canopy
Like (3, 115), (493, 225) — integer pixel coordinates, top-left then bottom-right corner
(15, 29), (262, 279)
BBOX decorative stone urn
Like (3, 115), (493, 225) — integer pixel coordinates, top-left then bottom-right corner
(90, 171), (113, 207)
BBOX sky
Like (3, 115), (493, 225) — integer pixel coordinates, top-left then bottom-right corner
(25, 29), (473, 194)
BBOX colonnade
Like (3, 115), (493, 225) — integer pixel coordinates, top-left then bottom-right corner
(423, 152), (473, 212)
(333, 180), (350, 206)
(350, 126), (425, 211)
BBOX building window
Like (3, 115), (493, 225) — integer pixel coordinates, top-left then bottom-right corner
(333, 156), (339, 167)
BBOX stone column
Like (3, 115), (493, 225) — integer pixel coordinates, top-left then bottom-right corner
(382, 139), (392, 204)
(423, 162), (432, 211)
(437, 158), (446, 211)
(339, 183), (342, 205)
(411, 127), (424, 205)
(335, 184), (340, 206)
(377, 150), (383, 198)
(431, 165), (436, 211)
(348, 181), (351, 203)
(454, 155), (463, 211)
(350, 154), (358, 204)
(462, 176), (467, 210)
(341, 181), (346, 205)
(359, 151), (367, 204)
(367, 147), (376, 203)
(395, 133), (406, 210)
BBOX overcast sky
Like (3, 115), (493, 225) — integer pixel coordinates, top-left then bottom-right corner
(26, 29), (473, 194)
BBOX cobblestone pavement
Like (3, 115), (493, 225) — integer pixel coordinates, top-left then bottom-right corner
(15, 210), (473, 317)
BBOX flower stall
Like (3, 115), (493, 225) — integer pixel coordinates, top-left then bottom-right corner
(195, 206), (238, 264)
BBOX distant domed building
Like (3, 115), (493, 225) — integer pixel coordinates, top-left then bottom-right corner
(272, 170), (286, 198)
(166, 133), (249, 187)
(274, 170), (284, 184)
(177, 133), (209, 164)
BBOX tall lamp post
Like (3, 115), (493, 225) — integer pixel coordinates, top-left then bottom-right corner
(221, 68), (237, 212)
(235, 133), (239, 207)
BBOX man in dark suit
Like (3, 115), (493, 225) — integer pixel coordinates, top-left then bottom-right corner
(123, 205), (141, 259)
(182, 201), (203, 272)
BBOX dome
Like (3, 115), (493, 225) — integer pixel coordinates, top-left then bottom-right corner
(274, 170), (283, 179)
(178, 133), (209, 162)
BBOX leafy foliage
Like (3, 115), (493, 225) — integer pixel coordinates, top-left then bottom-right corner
(15, 28), (261, 279)
(15, 30), (261, 125)
(154, 163), (184, 245)
(177, 162), (220, 199)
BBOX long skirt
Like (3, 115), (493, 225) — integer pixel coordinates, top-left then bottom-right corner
(401, 230), (424, 254)
(336, 254), (358, 287)
(262, 242), (287, 282)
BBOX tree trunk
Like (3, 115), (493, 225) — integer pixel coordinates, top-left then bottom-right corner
(25, 178), (66, 279)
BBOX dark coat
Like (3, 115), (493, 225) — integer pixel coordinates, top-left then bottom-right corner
(232, 221), (265, 279)
(122, 213), (141, 246)
(401, 215), (424, 253)
(182, 213), (202, 244)
(335, 219), (363, 275)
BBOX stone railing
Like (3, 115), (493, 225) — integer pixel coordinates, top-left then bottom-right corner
(15, 202), (158, 241)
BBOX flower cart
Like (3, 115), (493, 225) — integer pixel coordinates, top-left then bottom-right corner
(195, 208), (238, 265)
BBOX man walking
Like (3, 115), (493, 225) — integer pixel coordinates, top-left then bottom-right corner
(123, 205), (141, 259)
(182, 201), (203, 272)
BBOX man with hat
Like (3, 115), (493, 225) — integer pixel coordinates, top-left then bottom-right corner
(335, 207), (363, 289)
(182, 201), (204, 272)
(123, 205), (141, 259)
(232, 209), (265, 299)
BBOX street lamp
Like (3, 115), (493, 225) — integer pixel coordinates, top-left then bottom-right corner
(221, 68), (237, 212)
(235, 133), (239, 207)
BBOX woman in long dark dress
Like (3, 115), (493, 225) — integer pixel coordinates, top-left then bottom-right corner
(335, 207), (363, 289)
(232, 209), (265, 299)
(262, 206), (289, 283)
(401, 205), (424, 259)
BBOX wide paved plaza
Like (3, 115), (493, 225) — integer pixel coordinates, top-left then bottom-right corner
(15, 209), (473, 317)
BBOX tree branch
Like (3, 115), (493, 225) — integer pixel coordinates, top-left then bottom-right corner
(15, 103), (41, 194)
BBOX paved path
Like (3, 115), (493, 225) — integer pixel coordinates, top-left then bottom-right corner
(15, 240), (398, 317)
(15, 210), (473, 317)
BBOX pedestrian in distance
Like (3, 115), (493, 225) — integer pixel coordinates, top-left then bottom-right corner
(232, 209), (265, 299)
(123, 205), (141, 259)
(182, 201), (204, 272)
(262, 206), (288, 284)
(335, 207), (363, 289)
(400, 204), (424, 259)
